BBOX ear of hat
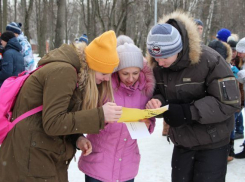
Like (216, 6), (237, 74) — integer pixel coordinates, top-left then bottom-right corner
(216, 28), (231, 42)
(236, 37), (245, 53)
(1, 31), (15, 42)
(79, 34), (88, 44)
(85, 30), (119, 74)
(6, 22), (22, 35)
(116, 43), (143, 71)
(147, 23), (183, 58)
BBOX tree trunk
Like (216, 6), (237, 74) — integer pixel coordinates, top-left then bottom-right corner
(2, 0), (7, 31)
(24, 0), (34, 41)
(49, 0), (55, 51)
(0, 0), (2, 32)
(37, 0), (48, 57)
(14, 0), (17, 22)
(54, 0), (66, 48)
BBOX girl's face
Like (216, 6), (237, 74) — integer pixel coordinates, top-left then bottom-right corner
(1, 40), (7, 48)
(155, 54), (178, 68)
(118, 67), (141, 87)
(95, 72), (111, 84)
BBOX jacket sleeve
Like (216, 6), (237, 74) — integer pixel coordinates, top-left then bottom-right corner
(191, 55), (240, 124)
(152, 67), (167, 118)
(42, 65), (105, 136)
(0, 52), (14, 82)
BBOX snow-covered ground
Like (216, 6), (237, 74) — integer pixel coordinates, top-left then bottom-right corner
(68, 118), (245, 182)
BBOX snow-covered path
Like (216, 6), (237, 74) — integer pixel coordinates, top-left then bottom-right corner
(68, 118), (245, 182)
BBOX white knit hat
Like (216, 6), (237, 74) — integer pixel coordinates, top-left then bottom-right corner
(236, 37), (245, 53)
(116, 43), (143, 71)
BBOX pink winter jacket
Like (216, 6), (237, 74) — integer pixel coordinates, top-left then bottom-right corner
(78, 62), (155, 182)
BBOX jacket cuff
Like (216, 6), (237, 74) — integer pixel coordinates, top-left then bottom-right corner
(98, 107), (105, 129)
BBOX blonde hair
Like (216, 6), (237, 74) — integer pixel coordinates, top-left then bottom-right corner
(72, 42), (114, 110)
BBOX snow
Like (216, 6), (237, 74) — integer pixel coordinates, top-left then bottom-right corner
(68, 118), (245, 182)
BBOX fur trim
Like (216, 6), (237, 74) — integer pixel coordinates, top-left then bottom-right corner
(141, 59), (155, 97)
(71, 42), (89, 91)
(222, 42), (232, 64)
(148, 10), (202, 67)
(227, 34), (239, 42)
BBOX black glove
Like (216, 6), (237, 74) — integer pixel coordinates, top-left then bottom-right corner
(163, 103), (194, 127)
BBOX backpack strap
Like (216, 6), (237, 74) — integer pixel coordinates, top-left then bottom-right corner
(12, 105), (43, 125)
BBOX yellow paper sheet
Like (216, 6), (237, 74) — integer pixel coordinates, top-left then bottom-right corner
(118, 105), (169, 122)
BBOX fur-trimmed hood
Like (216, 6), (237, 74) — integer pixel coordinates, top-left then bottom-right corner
(208, 39), (232, 64)
(223, 42), (232, 64)
(147, 11), (202, 70)
(112, 60), (155, 97)
(38, 42), (88, 91)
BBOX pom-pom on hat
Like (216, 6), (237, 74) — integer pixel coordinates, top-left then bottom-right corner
(147, 23), (183, 58)
(1, 31), (15, 42)
(6, 22), (22, 35)
(116, 43), (143, 71)
(85, 30), (119, 74)
(117, 35), (134, 47)
(236, 37), (245, 53)
(78, 34), (88, 44)
(216, 28), (231, 42)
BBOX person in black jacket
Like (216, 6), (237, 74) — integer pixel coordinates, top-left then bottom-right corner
(0, 31), (24, 87)
(146, 11), (240, 182)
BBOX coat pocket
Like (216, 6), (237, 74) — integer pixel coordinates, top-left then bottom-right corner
(218, 77), (239, 104)
(132, 152), (141, 163)
(171, 125), (200, 148)
(81, 152), (104, 163)
(28, 132), (64, 177)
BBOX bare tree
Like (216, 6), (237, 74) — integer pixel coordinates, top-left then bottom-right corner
(2, 0), (7, 31)
(24, 0), (34, 41)
(54, 0), (66, 48)
(36, 0), (48, 57)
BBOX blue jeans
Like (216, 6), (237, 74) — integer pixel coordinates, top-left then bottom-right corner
(85, 175), (134, 182)
(235, 112), (244, 134)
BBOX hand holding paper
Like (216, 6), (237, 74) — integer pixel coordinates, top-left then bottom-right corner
(118, 105), (168, 122)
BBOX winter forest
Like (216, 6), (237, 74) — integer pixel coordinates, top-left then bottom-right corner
(0, 0), (244, 57)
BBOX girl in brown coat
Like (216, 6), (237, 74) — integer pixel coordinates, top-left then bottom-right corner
(0, 30), (122, 182)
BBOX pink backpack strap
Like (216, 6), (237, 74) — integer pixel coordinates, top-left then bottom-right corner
(12, 105), (43, 125)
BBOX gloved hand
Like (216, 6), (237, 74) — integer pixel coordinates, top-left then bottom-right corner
(163, 103), (195, 127)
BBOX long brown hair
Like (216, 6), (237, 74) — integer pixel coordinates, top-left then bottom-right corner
(72, 42), (114, 110)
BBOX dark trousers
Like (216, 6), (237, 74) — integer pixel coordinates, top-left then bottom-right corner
(85, 175), (134, 182)
(172, 144), (229, 182)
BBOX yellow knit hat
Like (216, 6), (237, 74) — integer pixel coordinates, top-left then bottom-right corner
(85, 30), (119, 73)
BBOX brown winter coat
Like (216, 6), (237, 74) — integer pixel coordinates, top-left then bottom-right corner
(0, 44), (105, 182)
(147, 11), (240, 150)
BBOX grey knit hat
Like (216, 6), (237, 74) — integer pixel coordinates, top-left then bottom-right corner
(147, 23), (183, 58)
(116, 43), (143, 71)
(236, 37), (245, 53)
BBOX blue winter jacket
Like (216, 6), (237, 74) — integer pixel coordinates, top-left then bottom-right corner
(0, 37), (24, 87)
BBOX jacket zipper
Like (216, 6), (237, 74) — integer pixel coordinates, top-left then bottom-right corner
(222, 82), (229, 100)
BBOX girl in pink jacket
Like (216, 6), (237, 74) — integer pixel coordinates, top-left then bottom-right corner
(78, 40), (155, 182)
